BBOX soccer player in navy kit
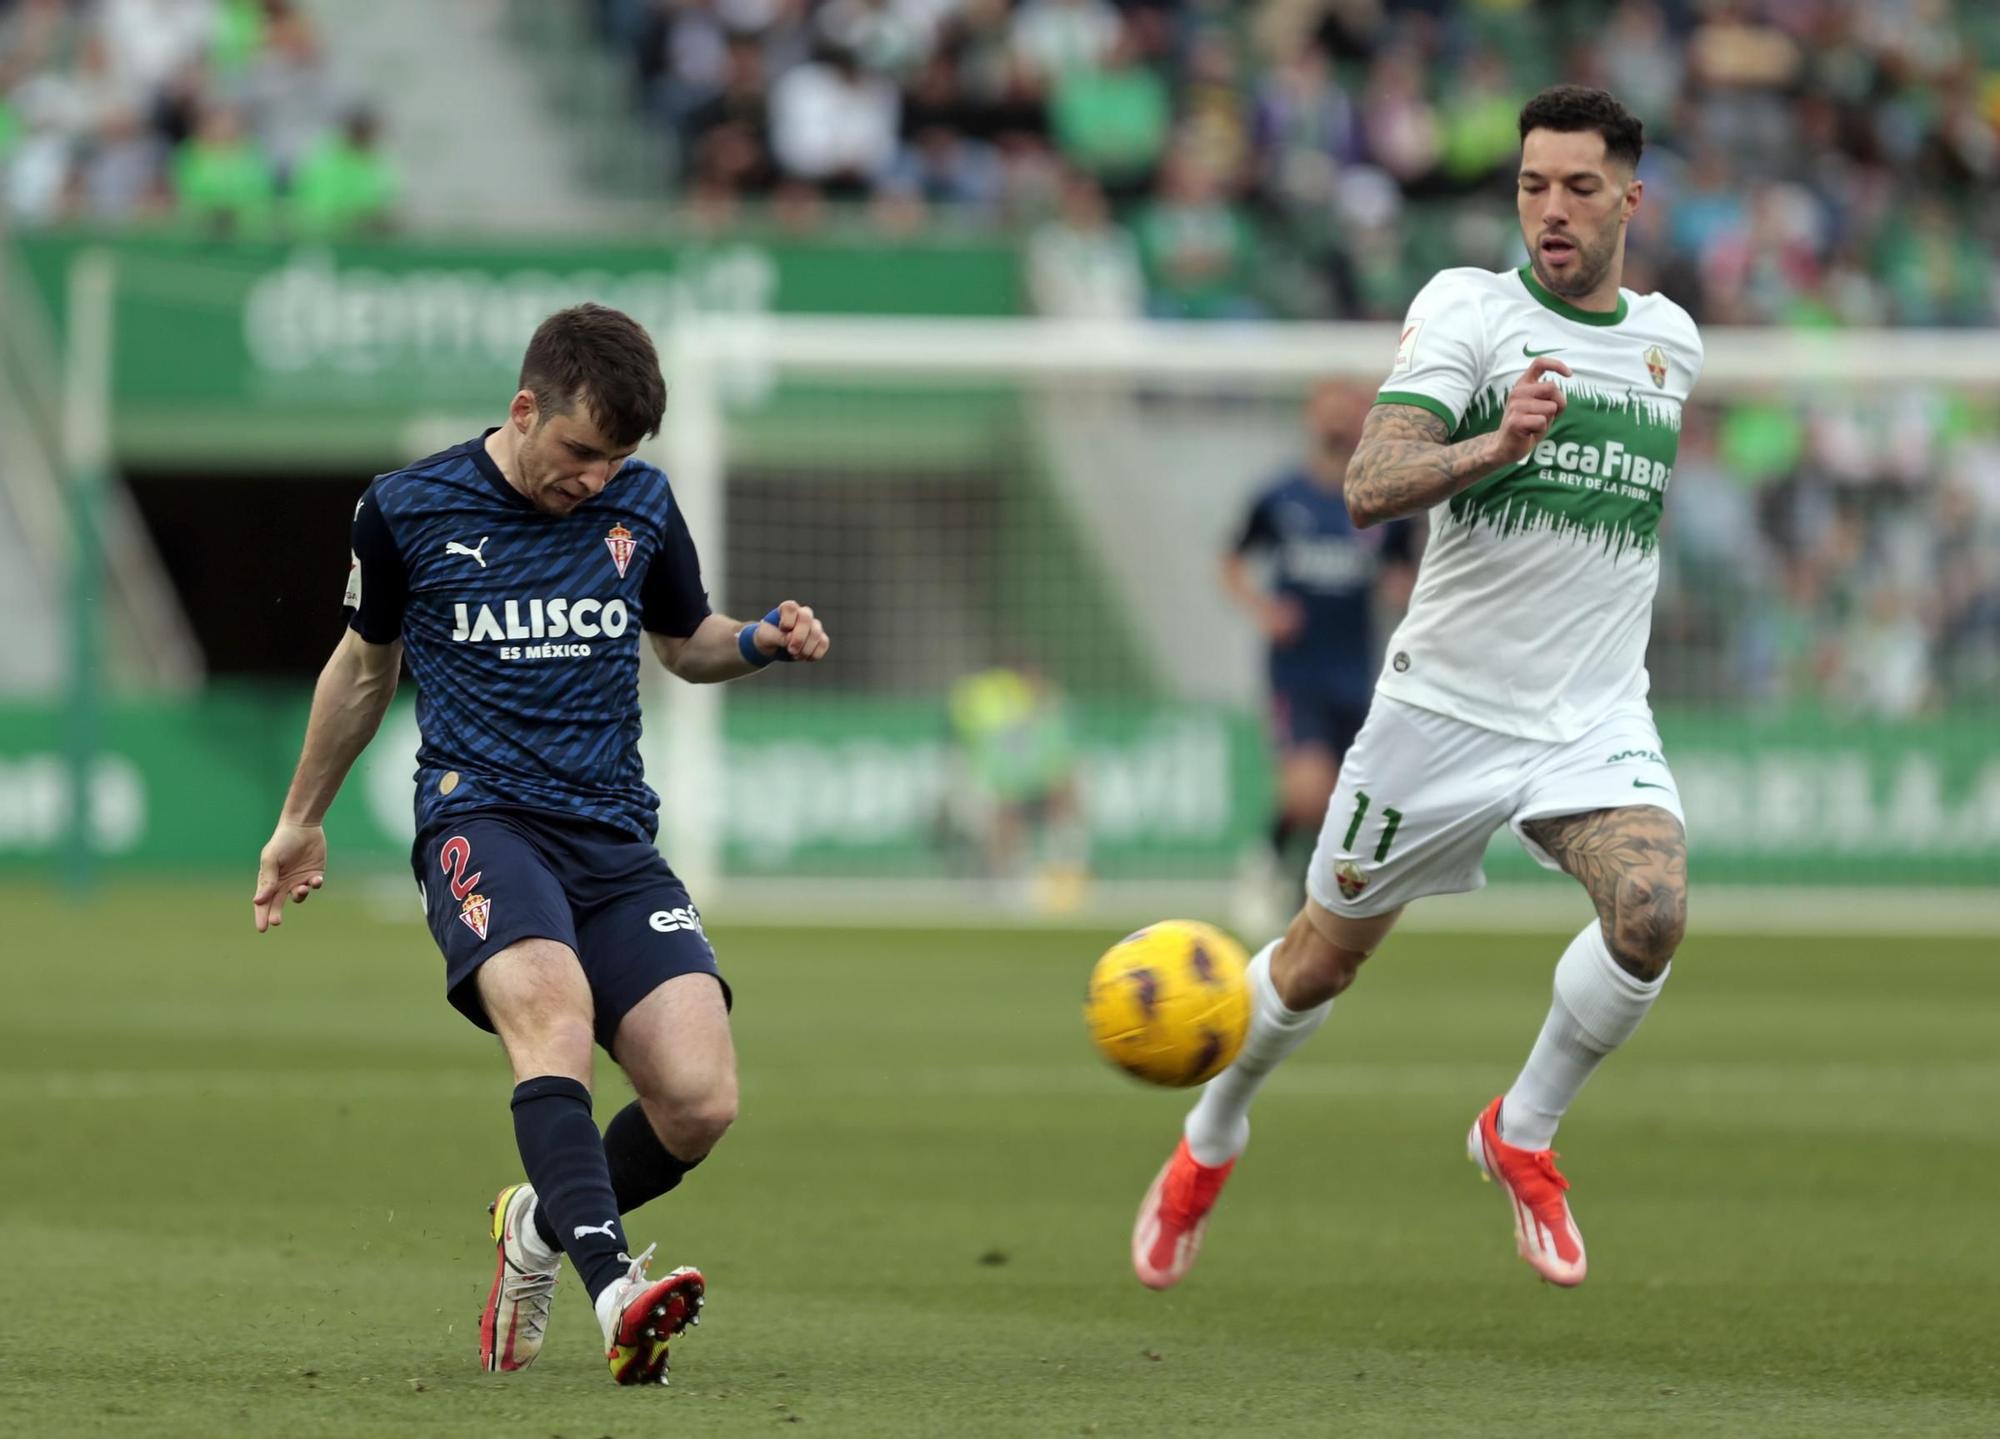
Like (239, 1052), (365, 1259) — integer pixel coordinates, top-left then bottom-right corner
(1224, 381), (1416, 888)
(251, 304), (829, 1386)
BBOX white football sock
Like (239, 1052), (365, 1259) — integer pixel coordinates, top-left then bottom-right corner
(595, 1273), (627, 1345)
(1499, 920), (1668, 1150)
(1183, 940), (1333, 1166)
(519, 1191), (561, 1269)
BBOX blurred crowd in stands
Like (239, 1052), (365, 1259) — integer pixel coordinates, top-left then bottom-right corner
(0, 0), (395, 235)
(1659, 393), (2000, 715)
(584, 0), (2000, 713)
(580, 0), (2000, 327)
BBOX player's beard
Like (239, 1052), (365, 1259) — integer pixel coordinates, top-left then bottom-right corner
(1531, 222), (1619, 301)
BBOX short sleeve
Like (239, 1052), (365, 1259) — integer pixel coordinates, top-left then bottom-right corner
(344, 482), (408, 643)
(1233, 491), (1279, 553)
(1375, 271), (1487, 430)
(640, 502), (713, 638)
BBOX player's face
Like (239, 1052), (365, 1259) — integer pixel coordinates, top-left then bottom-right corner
(1518, 129), (1640, 302)
(513, 398), (639, 516)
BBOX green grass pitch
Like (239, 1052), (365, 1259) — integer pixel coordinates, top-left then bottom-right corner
(1, 880), (1995, 1437)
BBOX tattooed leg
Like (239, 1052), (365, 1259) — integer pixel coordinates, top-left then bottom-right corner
(1522, 805), (1688, 981)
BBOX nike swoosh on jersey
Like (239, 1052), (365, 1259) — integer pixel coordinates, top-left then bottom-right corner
(1522, 345), (1566, 357)
(1632, 778), (1672, 791)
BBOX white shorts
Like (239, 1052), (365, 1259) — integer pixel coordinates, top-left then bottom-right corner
(1306, 696), (1687, 918)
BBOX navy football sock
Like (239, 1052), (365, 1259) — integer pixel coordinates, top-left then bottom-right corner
(606, 1100), (704, 1211)
(530, 1099), (703, 1252)
(510, 1076), (629, 1301)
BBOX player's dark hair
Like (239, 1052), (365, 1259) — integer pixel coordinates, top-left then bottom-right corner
(519, 304), (667, 447)
(1518, 85), (1644, 170)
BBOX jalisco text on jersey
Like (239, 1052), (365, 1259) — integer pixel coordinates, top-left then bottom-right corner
(450, 597), (632, 643)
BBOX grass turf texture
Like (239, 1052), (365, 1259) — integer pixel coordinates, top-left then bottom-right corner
(1, 881), (1995, 1438)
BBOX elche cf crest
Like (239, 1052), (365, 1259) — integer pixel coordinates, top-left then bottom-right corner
(605, 523), (636, 579)
(459, 892), (492, 941)
(1644, 345), (1668, 389)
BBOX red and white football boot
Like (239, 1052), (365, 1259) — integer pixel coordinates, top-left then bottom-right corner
(1467, 1096), (1587, 1287)
(1131, 1136), (1237, 1290)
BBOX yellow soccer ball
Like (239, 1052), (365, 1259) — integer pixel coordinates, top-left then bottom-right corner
(1084, 920), (1251, 1088)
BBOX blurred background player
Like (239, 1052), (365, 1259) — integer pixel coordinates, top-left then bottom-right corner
(1222, 379), (1417, 927)
(1137, 85), (1700, 1295)
(251, 305), (830, 1386)
(948, 664), (1090, 913)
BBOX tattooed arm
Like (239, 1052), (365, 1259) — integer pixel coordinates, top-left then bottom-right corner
(1344, 356), (1574, 529)
(1345, 404), (1507, 529)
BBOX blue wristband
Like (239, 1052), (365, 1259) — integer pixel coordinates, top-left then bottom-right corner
(739, 607), (795, 669)
(738, 622), (774, 668)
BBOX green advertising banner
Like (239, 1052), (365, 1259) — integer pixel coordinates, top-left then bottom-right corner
(0, 695), (1994, 885)
(7, 231), (1022, 464)
(0, 694), (1269, 879)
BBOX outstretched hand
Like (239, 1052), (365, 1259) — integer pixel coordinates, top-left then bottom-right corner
(756, 600), (831, 663)
(253, 821), (327, 933)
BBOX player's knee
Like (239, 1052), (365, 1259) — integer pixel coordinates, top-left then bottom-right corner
(1282, 788), (1329, 830)
(1609, 882), (1685, 981)
(654, 1078), (736, 1158)
(1273, 906), (1376, 1007)
(514, 1013), (597, 1078)
(1280, 757), (1336, 821)
(685, 1093), (737, 1153)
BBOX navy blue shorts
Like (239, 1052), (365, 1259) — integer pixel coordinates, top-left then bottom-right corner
(1270, 687), (1370, 758)
(412, 807), (729, 1051)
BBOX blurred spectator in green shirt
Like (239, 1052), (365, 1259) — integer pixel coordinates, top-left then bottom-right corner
(1136, 145), (1262, 320)
(210, 0), (269, 78)
(173, 103), (276, 236)
(1051, 22), (1168, 200)
(291, 107), (398, 236)
(1438, 50), (1521, 188)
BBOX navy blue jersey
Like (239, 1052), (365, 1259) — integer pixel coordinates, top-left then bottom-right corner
(1234, 470), (1414, 700)
(344, 432), (711, 842)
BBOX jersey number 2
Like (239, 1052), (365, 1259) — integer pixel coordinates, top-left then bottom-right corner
(440, 835), (482, 900)
(1340, 792), (1404, 862)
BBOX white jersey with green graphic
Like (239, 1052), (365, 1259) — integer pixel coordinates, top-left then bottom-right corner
(1372, 264), (1703, 742)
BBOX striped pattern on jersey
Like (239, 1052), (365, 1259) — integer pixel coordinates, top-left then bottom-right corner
(351, 436), (709, 842)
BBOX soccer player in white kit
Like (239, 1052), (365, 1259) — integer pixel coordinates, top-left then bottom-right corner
(1133, 85), (1701, 1290)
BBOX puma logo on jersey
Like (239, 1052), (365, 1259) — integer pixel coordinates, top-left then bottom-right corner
(445, 537), (490, 568)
